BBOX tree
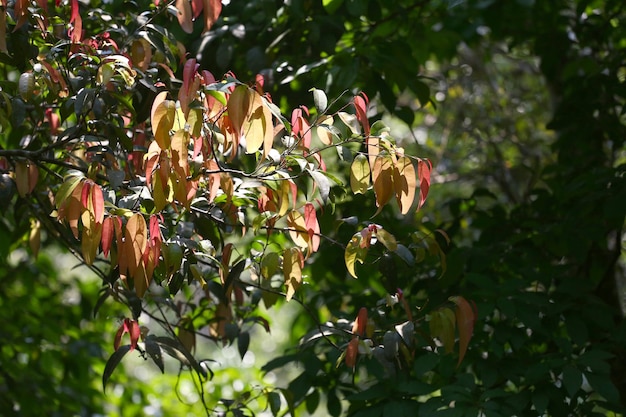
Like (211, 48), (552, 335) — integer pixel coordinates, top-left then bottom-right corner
(0, 0), (475, 415)
(2, 0), (625, 416)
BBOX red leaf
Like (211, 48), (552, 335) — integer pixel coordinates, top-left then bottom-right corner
(90, 183), (104, 224)
(354, 92), (370, 136)
(352, 307), (368, 337)
(81, 180), (91, 208)
(345, 337), (359, 368)
(417, 158), (432, 210)
(101, 216), (114, 257)
(303, 203), (320, 253)
(176, 0), (194, 33)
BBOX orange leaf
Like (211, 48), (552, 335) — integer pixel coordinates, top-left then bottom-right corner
(345, 337), (359, 368)
(372, 155), (394, 216)
(176, 0), (194, 34)
(66, 181), (85, 239)
(201, 0), (222, 33)
(450, 296), (476, 366)
(125, 213), (147, 278)
(228, 85), (254, 144)
(151, 92), (175, 149)
(287, 210), (309, 250)
(81, 210), (102, 265)
(393, 156), (416, 215)
(417, 159), (432, 210)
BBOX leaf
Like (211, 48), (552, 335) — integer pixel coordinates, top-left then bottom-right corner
(283, 247), (303, 301)
(0, 11), (7, 54)
(338, 112), (361, 135)
(350, 154), (370, 194)
(144, 338), (165, 373)
(352, 307), (368, 337)
(261, 251), (280, 279)
(307, 169), (331, 203)
(562, 365), (582, 398)
(154, 336), (208, 378)
(15, 161), (37, 197)
(429, 307), (456, 354)
(376, 228), (398, 251)
(417, 159), (432, 210)
(176, 0), (194, 33)
(450, 296), (476, 366)
(90, 183), (105, 224)
(393, 156), (417, 214)
(103, 345), (131, 392)
(287, 210), (310, 250)
(310, 88), (328, 113)
(345, 235), (368, 278)
(151, 92), (176, 149)
(29, 219), (40, 257)
(354, 92), (370, 136)
(125, 213), (147, 278)
(201, 0), (222, 33)
(238, 331), (250, 359)
(303, 203), (320, 252)
(372, 155), (394, 216)
(345, 337), (359, 368)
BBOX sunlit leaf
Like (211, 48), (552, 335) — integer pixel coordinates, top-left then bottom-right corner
(176, 0), (193, 33)
(345, 235), (367, 278)
(350, 154), (370, 194)
(310, 88), (328, 113)
(283, 247), (303, 302)
(417, 159), (432, 210)
(151, 92), (176, 149)
(376, 228), (398, 251)
(125, 213), (148, 278)
(372, 155), (394, 216)
(287, 210), (309, 250)
(393, 156), (416, 214)
(201, 0), (222, 33)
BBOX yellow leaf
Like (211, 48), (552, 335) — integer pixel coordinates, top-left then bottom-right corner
(350, 153), (370, 194)
(283, 248), (303, 302)
(372, 155), (394, 216)
(151, 92), (176, 149)
(344, 235), (367, 278)
(287, 210), (309, 249)
(316, 115), (334, 145)
(29, 219), (40, 258)
(81, 210), (102, 265)
(171, 129), (190, 175)
(393, 156), (417, 215)
(125, 213), (147, 277)
(277, 180), (292, 216)
(376, 228), (398, 251)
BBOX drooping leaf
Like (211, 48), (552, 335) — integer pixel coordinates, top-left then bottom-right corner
(393, 156), (416, 214)
(201, 0), (222, 32)
(151, 92), (176, 149)
(144, 337), (165, 373)
(372, 155), (394, 216)
(345, 235), (368, 278)
(287, 210), (310, 250)
(238, 331), (250, 359)
(283, 247), (303, 301)
(352, 307), (368, 337)
(417, 159), (432, 210)
(303, 203), (321, 253)
(307, 169), (331, 203)
(350, 153), (370, 194)
(103, 345), (131, 392)
(429, 307), (456, 354)
(175, 0), (194, 34)
(311, 88), (328, 113)
(450, 296), (476, 366)
(345, 337), (359, 368)
(125, 213), (148, 278)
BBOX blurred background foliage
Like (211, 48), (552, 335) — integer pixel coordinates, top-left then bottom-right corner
(1, 0), (625, 415)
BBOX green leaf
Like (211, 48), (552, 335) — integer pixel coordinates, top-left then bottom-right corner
(267, 391), (281, 416)
(305, 389), (320, 414)
(562, 365), (582, 398)
(345, 235), (367, 278)
(102, 345), (131, 391)
(413, 351), (439, 375)
(376, 228), (398, 251)
(144, 338), (165, 373)
(585, 372), (620, 405)
(322, 0), (343, 14)
(327, 388), (342, 417)
(238, 331), (250, 359)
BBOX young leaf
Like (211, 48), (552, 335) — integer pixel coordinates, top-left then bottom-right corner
(303, 203), (321, 253)
(125, 213), (148, 278)
(345, 337), (359, 368)
(352, 307), (368, 337)
(103, 345), (131, 392)
(151, 92), (176, 149)
(417, 159), (432, 210)
(201, 0), (222, 33)
(176, 0), (194, 34)
(350, 154), (370, 194)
